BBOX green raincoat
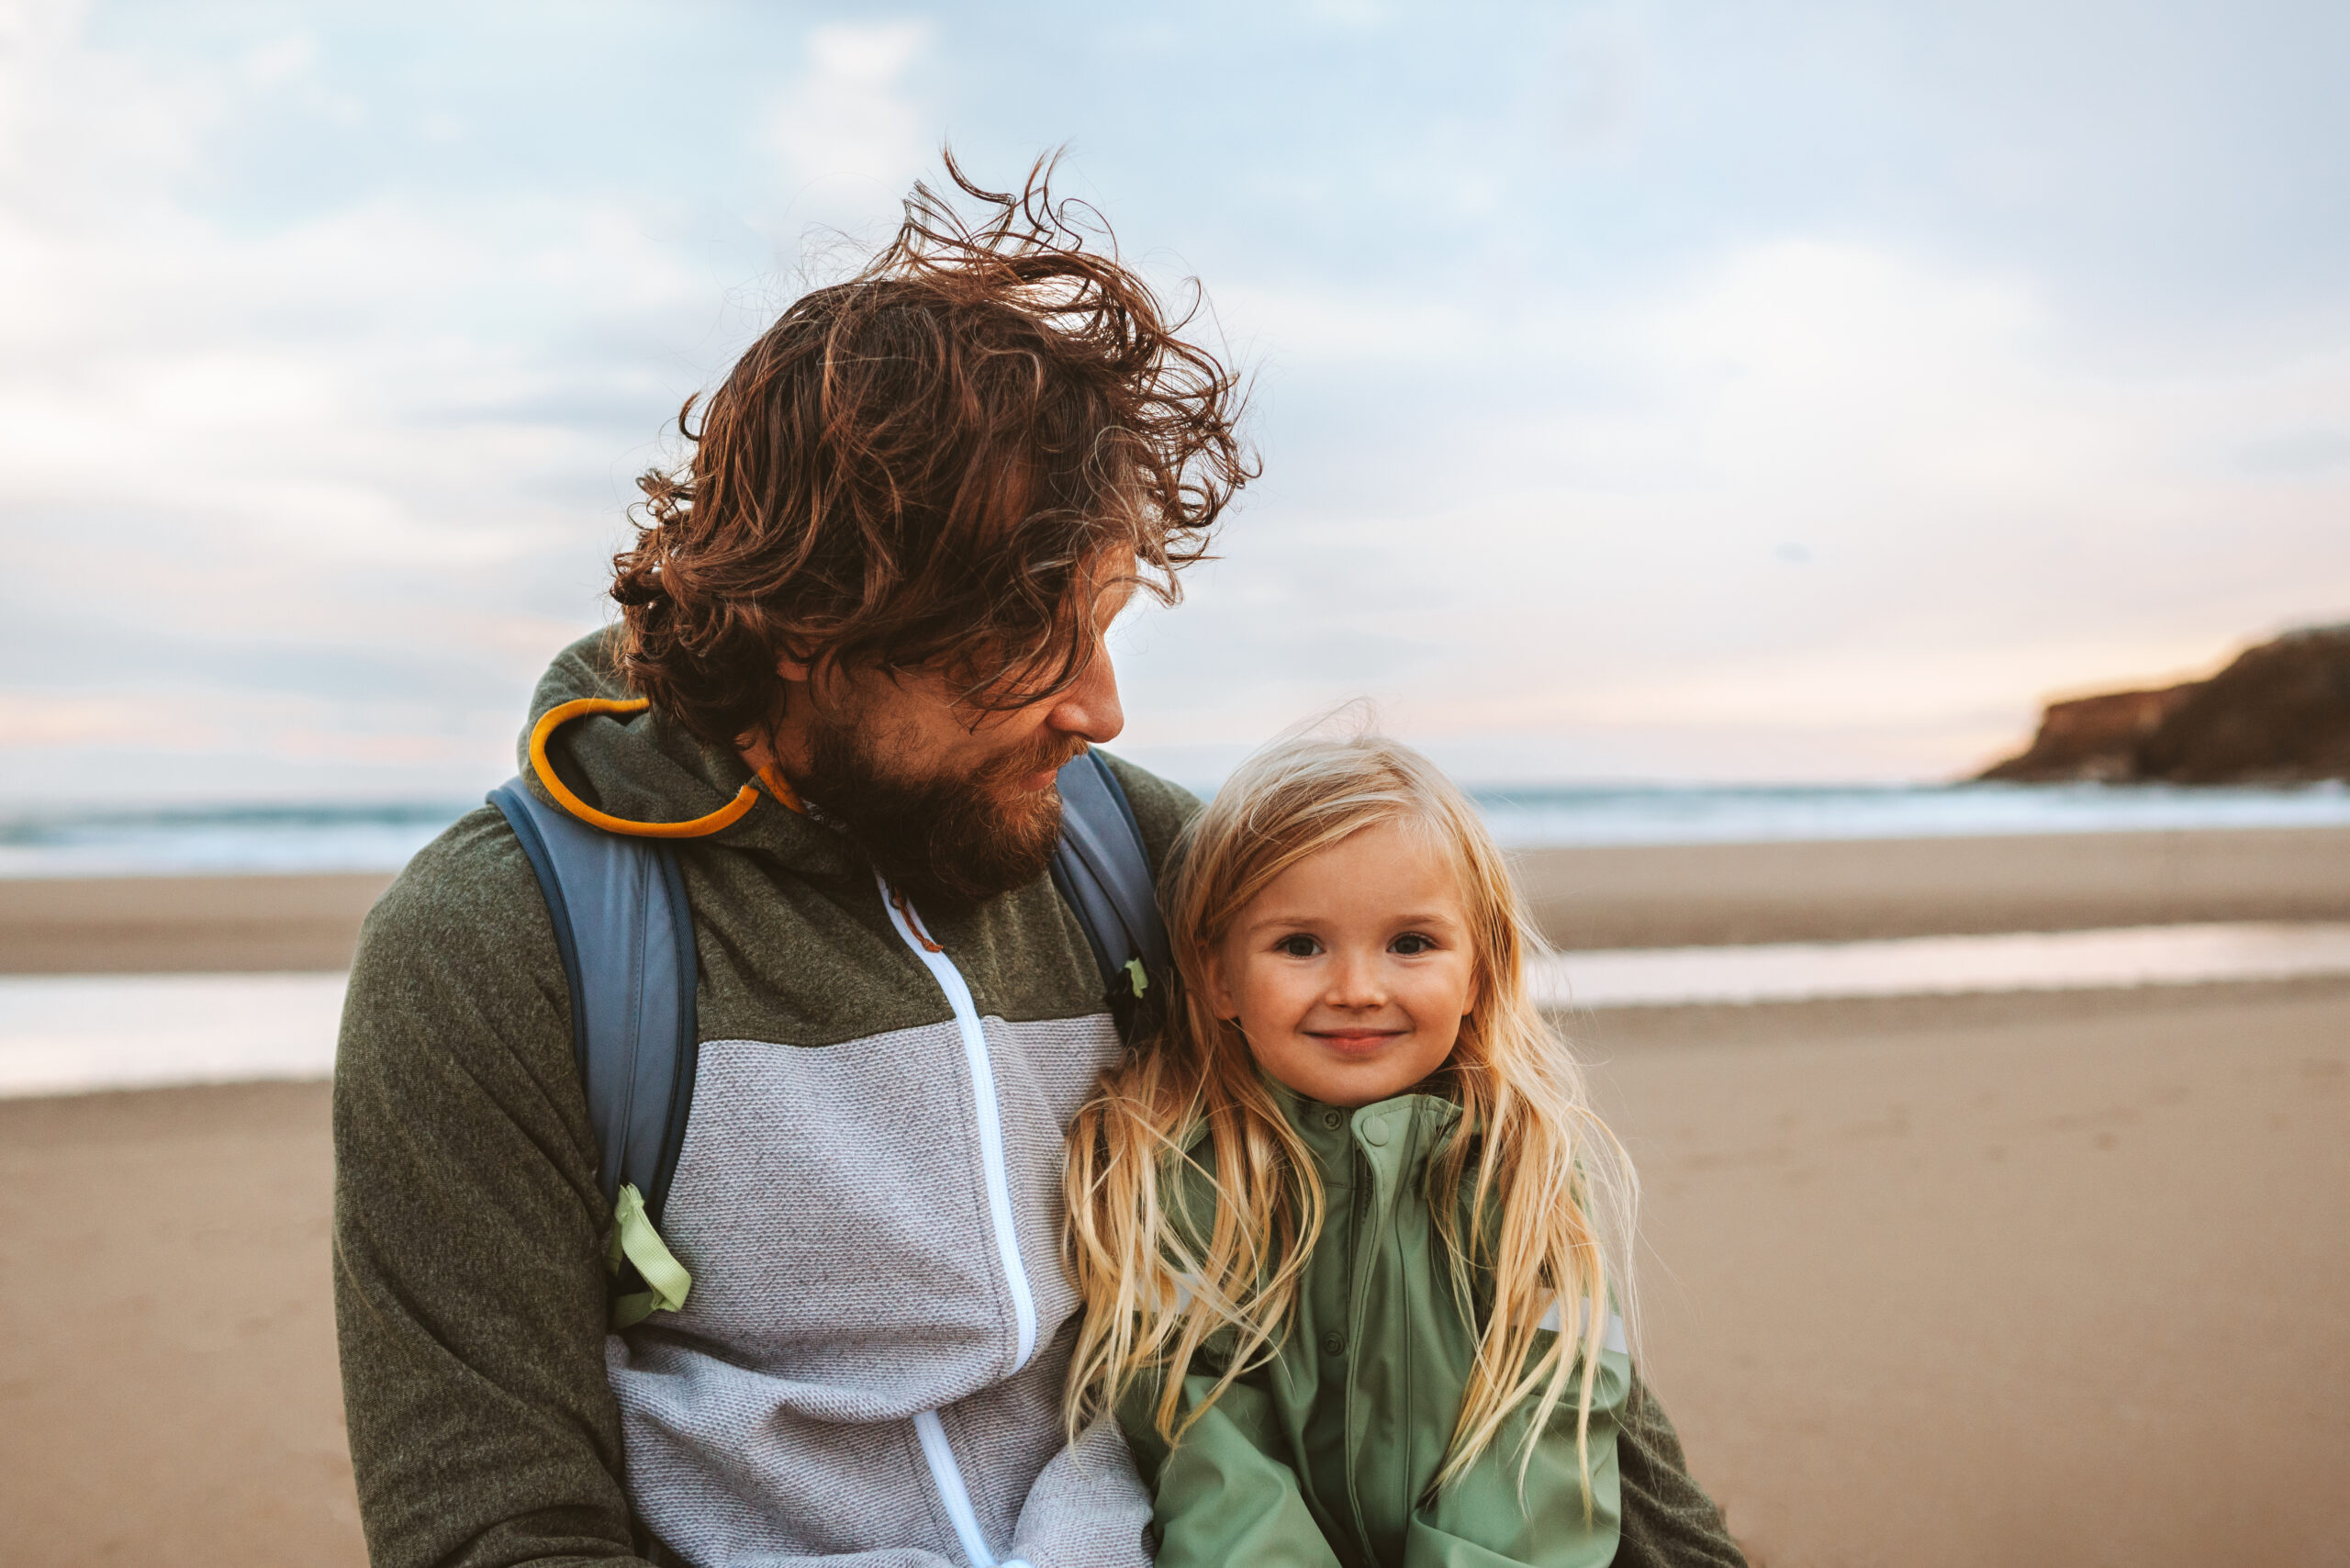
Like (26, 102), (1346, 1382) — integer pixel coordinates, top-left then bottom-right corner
(1120, 1088), (1639, 1568)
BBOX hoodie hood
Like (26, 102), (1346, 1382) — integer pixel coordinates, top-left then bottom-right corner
(518, 631), (857, 878)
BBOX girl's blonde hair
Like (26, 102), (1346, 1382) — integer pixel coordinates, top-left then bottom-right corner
(1064, 723), (1638, 1493)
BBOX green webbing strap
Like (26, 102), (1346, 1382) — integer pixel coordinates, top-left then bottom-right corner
(607, 1182), (692, 1330)
(1123, 957), (1149, 998)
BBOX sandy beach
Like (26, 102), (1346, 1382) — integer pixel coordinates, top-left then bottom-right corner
(1583, 980), (2350, 1567)
(4, 831), (2348, 1565)
(5, 980), (2344, 1566)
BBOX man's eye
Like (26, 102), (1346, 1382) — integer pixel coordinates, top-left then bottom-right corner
(1390, 933), (1437, 956)
(1276, 935), (1322, 958)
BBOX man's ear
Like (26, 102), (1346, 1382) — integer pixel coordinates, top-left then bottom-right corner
(774, 644), (815, 685)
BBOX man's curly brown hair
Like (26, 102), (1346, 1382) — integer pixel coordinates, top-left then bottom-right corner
(610, 153), (1254, 752)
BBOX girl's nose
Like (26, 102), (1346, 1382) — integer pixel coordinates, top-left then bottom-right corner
(1325, 948), (1387, 1008)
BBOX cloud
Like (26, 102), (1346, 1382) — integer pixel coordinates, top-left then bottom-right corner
(761, 21), (934, 193)
(0, 6), (744, 801)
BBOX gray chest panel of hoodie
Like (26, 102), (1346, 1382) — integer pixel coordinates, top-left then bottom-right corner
(611, 999), (1144, 1565)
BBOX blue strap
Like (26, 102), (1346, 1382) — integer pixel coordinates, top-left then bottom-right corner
(489, 780), (699, 1222)
(1049, 750), (1172, 1008)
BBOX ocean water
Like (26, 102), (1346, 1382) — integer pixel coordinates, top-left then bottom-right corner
(6, 781), (2350, 878)
(0, 800), (477, 879)
(1470, 779), (2350, 848)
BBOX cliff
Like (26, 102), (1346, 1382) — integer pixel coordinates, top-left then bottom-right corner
(1975, 623), (2350, 784)
(1976, 684), (2198, 783)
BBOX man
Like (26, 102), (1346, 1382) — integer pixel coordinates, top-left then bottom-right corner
(334, 163), (1746, 1567)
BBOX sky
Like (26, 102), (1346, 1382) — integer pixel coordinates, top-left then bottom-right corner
(4, 0), (2348, 805)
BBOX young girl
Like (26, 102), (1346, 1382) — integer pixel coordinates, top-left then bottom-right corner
(1065, 730), (1743, 1567)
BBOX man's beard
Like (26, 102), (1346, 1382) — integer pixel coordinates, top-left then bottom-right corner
(797, 716), (1082, 909)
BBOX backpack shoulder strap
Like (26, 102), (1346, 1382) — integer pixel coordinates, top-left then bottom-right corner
(1049, 750), (1172, 1035)
(488, 778), (699, 1226)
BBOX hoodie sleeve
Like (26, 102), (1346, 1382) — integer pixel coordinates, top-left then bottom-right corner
(332, 807), (651, 1568)
(1005, 1417), (1158, 1568)
(1611, 1377), (1750, 1568)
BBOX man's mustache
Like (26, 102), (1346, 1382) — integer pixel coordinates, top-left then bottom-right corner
(976, 735), (1091, 789)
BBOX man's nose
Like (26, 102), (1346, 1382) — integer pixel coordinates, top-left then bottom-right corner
(1049, 644), (1125, 745)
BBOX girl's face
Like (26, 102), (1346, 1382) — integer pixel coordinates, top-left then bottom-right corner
(1203, 818), (1480, 1108)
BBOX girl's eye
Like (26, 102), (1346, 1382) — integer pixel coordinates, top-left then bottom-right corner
(1275, 934), (1322, 958)
(1390, 933), (1437, 956)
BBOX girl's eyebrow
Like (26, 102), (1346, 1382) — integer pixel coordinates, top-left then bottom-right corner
(1373, 911), (1464, 927)
(1239, 907), (1464, 934)
(1238, 910), (1325, 932)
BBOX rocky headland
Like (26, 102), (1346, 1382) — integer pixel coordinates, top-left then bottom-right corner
(1977, 623), (2350, 784)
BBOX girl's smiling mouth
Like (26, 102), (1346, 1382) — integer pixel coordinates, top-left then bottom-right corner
(1306, 1028), (1406, 1058)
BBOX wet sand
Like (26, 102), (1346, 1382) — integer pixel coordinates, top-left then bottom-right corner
(1513, 824), (2350, 948)
(0, 873), (393, 974)
(7, 825), (2350, 972)
(4, 980), (2345, 1566)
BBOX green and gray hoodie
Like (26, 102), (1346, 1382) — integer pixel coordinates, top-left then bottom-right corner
(333, 633), (1192, 1568)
